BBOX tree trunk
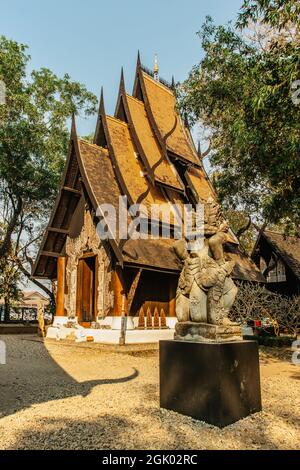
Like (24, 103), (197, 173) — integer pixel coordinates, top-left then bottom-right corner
(0, 195), (23, 260)
(4, 297), (10, 323)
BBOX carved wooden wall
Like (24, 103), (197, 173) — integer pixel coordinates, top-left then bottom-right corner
(64, 210), (112, 318)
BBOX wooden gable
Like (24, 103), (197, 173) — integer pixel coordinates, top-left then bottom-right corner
(33, 119), (123, 278)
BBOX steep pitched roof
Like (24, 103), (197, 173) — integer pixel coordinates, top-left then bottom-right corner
(78, 139), (120, 210)
(33, 120), (83, 278)
(225, 244), (265, 282)
(23, 291), (48, 301)
(122, 238), (182, 272)
(137, 71), (199, 165)
(105, 115), (166, 212)
(125, 94), (183, 190)
(260, 230), (300, 280)
(122, 237), (264, 281)
(185, 166), (215, 202)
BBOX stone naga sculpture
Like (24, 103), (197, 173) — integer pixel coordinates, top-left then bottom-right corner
(174, 197), (238, 327)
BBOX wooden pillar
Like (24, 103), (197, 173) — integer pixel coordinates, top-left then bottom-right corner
(169, 277), (177, 317)
(56, 256), (66, 316)
(112, 267), (127, 316)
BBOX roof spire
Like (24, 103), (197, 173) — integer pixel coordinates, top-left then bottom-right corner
(137, 50), (141, 69)
(154, 53), (159, 81)
(71, 113), (77, 139)
(99, 86), (105, 115)
(93, 87), (105, 144)
(119, 67), (125, 92)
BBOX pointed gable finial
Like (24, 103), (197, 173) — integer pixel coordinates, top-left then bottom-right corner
(99, 86), (105, 115)
(119, 67), (125, 93)
(154, 53), (159, 81)
(94, 87), (106, 145)
(137, 50), (141, 68)
(171, 75), (175, 89)
(71, 112), (77, 138)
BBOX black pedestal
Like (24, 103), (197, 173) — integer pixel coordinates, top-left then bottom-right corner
(159, 340), (262, 428)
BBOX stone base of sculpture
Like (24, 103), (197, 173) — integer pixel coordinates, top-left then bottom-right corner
(175, 321), (242, 342)
(162, 204), (263, 427)
(159, 339), (262, 427)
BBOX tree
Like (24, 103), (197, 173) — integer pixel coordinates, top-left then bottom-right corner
(179, 1), (300, 229)
(237, 0), (300, 30)
(0, 36), (97, 302)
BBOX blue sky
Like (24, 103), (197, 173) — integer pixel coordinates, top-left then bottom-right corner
(0, 0), (242, 136)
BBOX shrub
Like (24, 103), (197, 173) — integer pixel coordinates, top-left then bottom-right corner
(230, 282), (299, 338)
(244, 335), (295, 348)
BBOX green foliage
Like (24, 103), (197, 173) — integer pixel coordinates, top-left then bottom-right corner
(0, 258), (21, 306)
(224, 209), (256, 253)
(0, 35), (97, 274)
(237, 0), (300, 29)
(179, 2), (300, 226)
(81, 133), (95, 143)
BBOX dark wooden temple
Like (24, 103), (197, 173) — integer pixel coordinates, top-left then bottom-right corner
(252, 230), (300, 297)
(33, 55), (264, 326)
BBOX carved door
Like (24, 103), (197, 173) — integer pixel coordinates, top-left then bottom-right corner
(76, 255), (96, 326)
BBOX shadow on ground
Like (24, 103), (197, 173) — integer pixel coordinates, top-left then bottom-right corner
(2, 416), (138, 450)
(0, 335), (139, 419)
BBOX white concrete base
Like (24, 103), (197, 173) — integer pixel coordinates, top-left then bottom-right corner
(111, 316), (135, 330)
(52, 316), (69, 327)
(48, 315), (176, 344)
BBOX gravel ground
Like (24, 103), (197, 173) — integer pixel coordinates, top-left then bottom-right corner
(0, 335), (299, 450)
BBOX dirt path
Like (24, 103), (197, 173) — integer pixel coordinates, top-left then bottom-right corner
(0, 335), (299, 450)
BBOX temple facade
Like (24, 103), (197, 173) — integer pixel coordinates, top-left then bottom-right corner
(33, 55), (264, 343)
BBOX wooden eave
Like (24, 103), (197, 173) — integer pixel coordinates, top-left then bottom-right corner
(120, 237), (265, 282)
(33, 121), (82, 278)
(123, 262), (179, 275)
